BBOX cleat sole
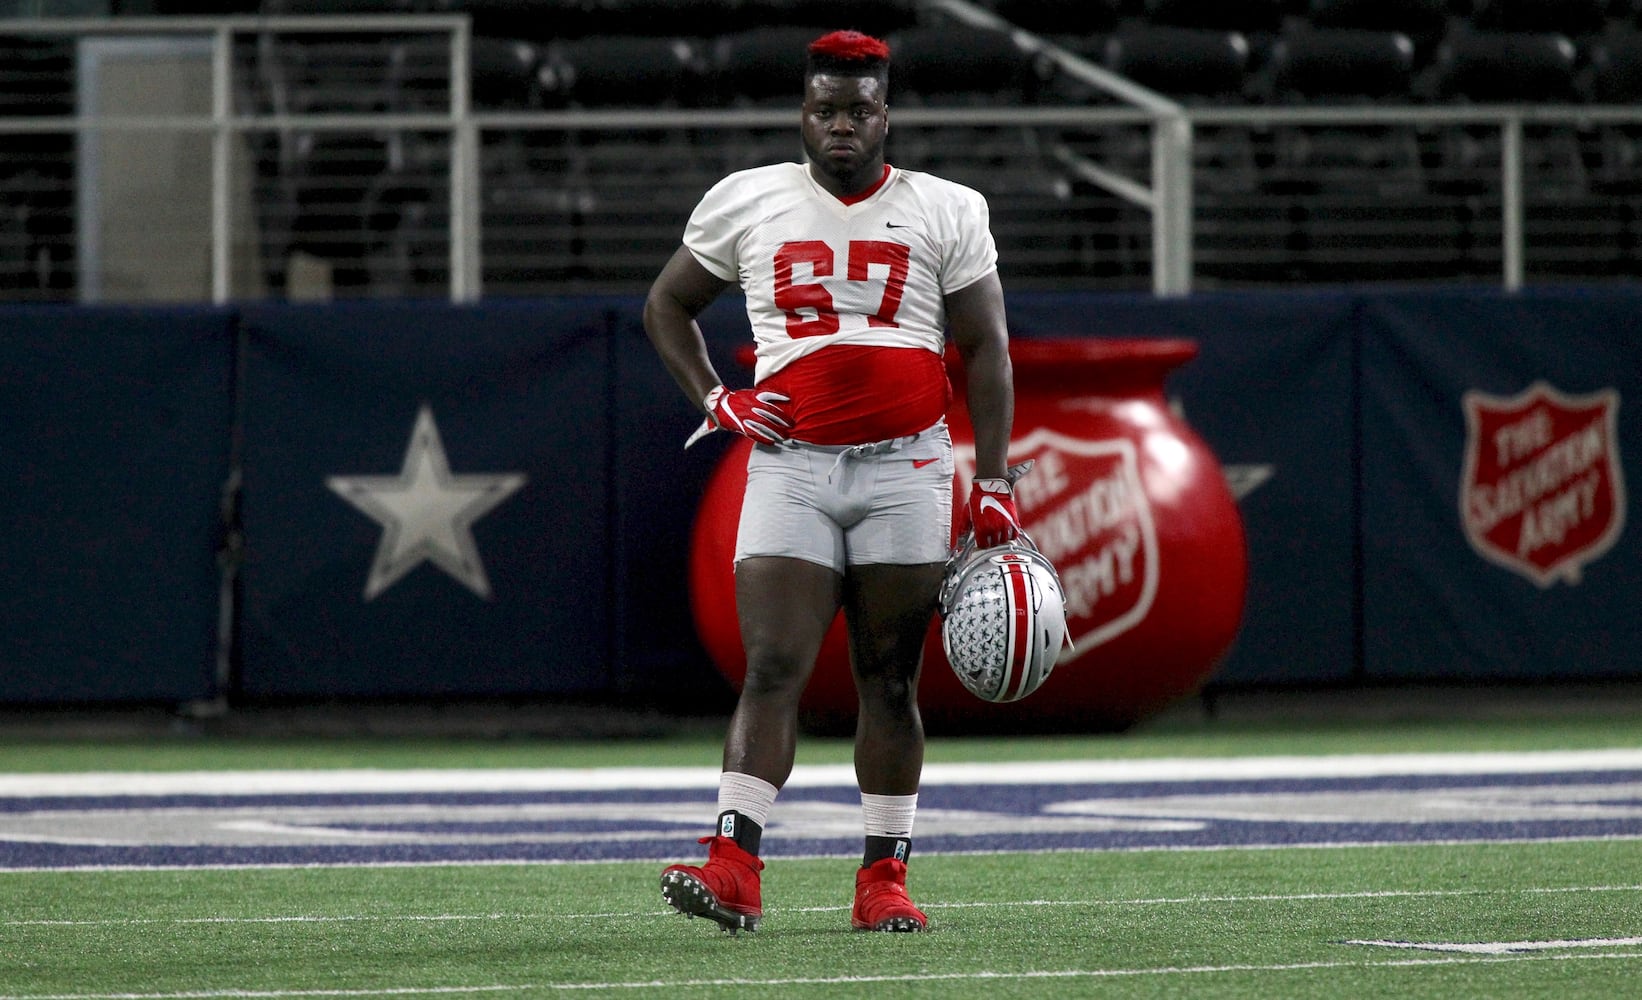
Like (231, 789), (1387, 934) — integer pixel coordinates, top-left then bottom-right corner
(855, 916), (926, 932)
(660, 869), (761, 934)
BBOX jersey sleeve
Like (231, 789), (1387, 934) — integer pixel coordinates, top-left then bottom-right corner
(939, 184), (999, 294)
(682, 174), (745, 282)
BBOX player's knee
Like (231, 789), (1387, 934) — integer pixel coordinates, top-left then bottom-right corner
(741, 652), (812, 700)
(859, 670), (918, 714)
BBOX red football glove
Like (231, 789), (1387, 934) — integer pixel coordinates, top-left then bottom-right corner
(968, 477), (1021, 549)
(704, 385), (793, 445)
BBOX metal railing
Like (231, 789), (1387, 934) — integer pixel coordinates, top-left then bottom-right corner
(0, 13), (478, 302)
(1, 12), (1639, 304)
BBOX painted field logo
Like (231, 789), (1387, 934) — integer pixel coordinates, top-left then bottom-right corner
(959, 428), (1159, 661)
(1460, 382), (1625, 587)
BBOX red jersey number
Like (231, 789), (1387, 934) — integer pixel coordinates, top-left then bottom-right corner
(774, 239), (909, 337)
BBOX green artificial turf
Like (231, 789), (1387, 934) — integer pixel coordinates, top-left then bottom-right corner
(2, 841), (1638, 998)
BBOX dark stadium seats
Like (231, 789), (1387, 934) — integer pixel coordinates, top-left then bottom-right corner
(0, 33), (75, 117)
(1587, 32), (1642, 195)
(152, 0), (259, 10)
(434, 0), (610, 42)
(452, 0), (916, 38)
(1267, 27), (1419, 102)
(1304, 0), (1448, 35)
(577, 0), (745, 37)
(1096, 23), (1258, 199)
(537, 35), (714, 285)
(880, 26), (1081, 281)
(1259, 26), (1459, 283)
(574, 185), (698, 285)
(539, 35), (698, 108)
(1589, 29), (1642, 105)
(0, 170), (74, 299)
(709, 27), (813, 106)
(738, 0), (921, 35)
(540, 33), (703, 190)
(989, 0), (1124, 37)
(1301, 0), (1449, 65)
(1101, 25), (1251, 101)
(359, 158), (451, 297)
(1141, 0), (1287, 36)
(0, 35), (76, 298)
(1433, 30), (1581, 102)
(887, 25), (1040, 106)
(252, 28), (405, 293)
(1467, 0), (1611, 38)
(260, 0), (416, 13)
(1264, 28), (1425, 195)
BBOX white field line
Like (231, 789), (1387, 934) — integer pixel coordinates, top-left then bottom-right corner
(1348, 937), (1642, 954)
(8, 883), (1640, 927)
(1, 749), (1641, 798)
(2, 832), (1641, 874)
(1, 951), (1642, 999)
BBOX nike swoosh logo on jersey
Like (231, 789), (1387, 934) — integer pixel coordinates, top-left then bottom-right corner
(912, 457), (940, 468)
(885, 221), (912, 229)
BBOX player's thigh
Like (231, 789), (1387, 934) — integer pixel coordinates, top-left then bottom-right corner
(735, 555), (843, 684)
(841, 560), (945, 681)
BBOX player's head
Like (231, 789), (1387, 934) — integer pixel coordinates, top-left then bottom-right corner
(801, 30), (890, 192)
(805, 30), (890, 91)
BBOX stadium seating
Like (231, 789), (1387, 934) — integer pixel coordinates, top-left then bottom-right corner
(1433, 28), (1582, 102)
(988, 0), (1124, 39)
(1262, 26), (1423, 197)
(1100, 24), (1251, 100)
(708, 27), (812, 106)
(1098, 24), (1257, 195)
(0, 33), (75, 299)
(1589, 28), (1642, 109)
(539, 34), (698, 108)
(1261, 26), (1460, 283)
(1585, 30), (1642, 274)
(1301, 0), (1450, 63)
(735, 0), (921, 34)
(1141, 0), (1288, 36)
(1467, 0), (1611, 37)
(1, 0), (1637, 300)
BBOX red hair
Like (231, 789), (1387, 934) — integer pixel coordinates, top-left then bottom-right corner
(807, 30), (890, 65)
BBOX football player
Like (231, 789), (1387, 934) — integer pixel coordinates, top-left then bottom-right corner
(642, 28), (1019, 934)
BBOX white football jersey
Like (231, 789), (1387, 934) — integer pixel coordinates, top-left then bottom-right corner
(684, 162), (998, 384)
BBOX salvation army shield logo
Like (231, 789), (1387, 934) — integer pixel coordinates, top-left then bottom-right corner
(957, 427), (1159, 661)
(1460, 382), (1626, 587)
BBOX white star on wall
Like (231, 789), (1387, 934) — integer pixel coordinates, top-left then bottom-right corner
(327, 405), (526, 601)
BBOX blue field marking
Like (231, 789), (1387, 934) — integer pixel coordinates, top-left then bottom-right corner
(1, 754), (1639, 870)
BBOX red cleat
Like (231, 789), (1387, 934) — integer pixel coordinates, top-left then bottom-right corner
(851, 857), (928, 932)
(660, 836), (764, 934)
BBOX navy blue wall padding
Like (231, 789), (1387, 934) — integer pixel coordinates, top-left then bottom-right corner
(235, 300), (616, 698)
(1357, 286), (1642, 680)
(1006, 290), (1360, 684)
(0, 306), (233, 702)
(1, 284), (1637, 707)
(605, 296), (751, 705)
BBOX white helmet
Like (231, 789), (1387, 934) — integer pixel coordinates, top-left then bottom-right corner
(938, 532), (1072, 704)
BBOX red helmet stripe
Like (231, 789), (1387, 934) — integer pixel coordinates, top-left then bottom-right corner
(1004, 561), (1031, 700)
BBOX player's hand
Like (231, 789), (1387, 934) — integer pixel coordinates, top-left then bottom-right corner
(968, 477), (1021, 548)
(704, 385), (793, 445)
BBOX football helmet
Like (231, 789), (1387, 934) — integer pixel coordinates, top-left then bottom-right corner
(938, 531), (1071, 704)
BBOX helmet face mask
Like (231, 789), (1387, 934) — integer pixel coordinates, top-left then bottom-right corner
(938, 533), (1071, 703)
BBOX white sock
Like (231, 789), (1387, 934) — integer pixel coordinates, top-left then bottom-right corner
(717, 771), (779, 829)
(861, 792), (918, 839)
